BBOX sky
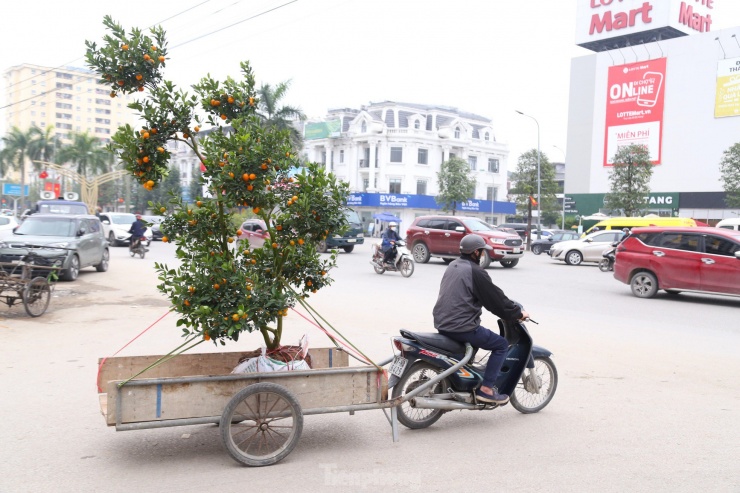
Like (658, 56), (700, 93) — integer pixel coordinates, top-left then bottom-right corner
(3, 0), (740, 166)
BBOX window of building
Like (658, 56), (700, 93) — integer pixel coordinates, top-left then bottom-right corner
(31, 111), (36, 116)
(455, 127), (460, 139)
(31, 90), (36, 95)
(484, 132), (490, 141)
(486, 187), (498, 201)
(390, 147), (403, 163)
(414, 120), (420, 130)
(488, 158), (500, 173)
(417, 180), (427, 195)
(426, 115), (433, 131)
(363, 178), (369, 191)
(418, 148), (428, 165)
(339, 149), (344, 163)
(95, 98), (111, 106)
(389, 178), (402, 194)
(361, 121), (367, 133)
(472, 129), (479, 139)
(321, 151), (326, 165)
(468, 155), (477, 171)
(32, 79), (36, 85)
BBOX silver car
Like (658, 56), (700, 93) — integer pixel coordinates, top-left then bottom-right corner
(550, 230), (624, 266)
(0, 215), (109, 281)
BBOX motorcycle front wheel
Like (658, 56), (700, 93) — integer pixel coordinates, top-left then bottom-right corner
(391, 362), (448, 429)
(598, 259), (610, 272)
(373, 264), (385, 274)
(510, 356), (558, 414)
(399, 258), (414, 277)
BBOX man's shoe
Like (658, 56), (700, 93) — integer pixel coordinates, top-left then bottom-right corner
(475, 388), (509, 405)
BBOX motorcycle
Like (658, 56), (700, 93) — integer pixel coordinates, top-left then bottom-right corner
(387, 311), (557, 429)
(371, 240), (414, 277)
(599, 241), (618, 272)
(129, 236), (148, 259)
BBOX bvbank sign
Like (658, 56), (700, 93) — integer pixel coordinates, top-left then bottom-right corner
(576, 0), (716, 51)
(346, 193), (515, 214)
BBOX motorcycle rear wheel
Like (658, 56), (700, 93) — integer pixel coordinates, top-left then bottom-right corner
(391, 362), (448, 429)
(510, 356), (558, 414)
(399, 258), (414, 277)
(598, 259), (610, 272)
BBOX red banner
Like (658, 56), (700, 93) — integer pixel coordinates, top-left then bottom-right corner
(43, 181), (61, 197)
(604, 57), (666, 166)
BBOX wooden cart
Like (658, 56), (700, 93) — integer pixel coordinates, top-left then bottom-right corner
(98, 348), (397, 466)
(0, 247), (64, 317)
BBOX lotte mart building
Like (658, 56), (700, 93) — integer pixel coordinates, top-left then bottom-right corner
(565, 0), (740, 222)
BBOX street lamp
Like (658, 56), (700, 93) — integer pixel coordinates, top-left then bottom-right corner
(516, 110), (541, 243)
(553, 145), (566, 229)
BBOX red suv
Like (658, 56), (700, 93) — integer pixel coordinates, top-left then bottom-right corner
(406, 215), (524, 268)
(614, 226), (740, 298)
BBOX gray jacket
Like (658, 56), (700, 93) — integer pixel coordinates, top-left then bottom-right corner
(433, 256), (523, 333)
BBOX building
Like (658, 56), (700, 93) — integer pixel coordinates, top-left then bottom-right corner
(565, 0), (740, 223)
(3, 63), (136, 145)
(302, 101), (515, 231)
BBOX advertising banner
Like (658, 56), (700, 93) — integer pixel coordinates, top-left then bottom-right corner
(715, 57), (740, 118)
(604, 58), (666, 166)
(346, 192), (516, 214)
(303, 120), (341, 140)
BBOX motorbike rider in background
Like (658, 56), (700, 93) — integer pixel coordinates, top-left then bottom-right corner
(128, 214), (147, 252)
(433, 234), (529, 405)
(381, 222), (401, 264)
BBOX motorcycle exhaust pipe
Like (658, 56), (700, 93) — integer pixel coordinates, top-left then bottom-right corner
(410, 397), (479, 410)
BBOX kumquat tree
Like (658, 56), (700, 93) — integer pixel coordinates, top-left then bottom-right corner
(85, 17), (349, 350)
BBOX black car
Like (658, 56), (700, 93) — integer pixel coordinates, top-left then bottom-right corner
(531, 230), (581, 255)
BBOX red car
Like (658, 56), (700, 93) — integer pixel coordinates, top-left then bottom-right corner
(406, 215), (523, 268)
(614, 226), (740, 298)
(237, 219), (269, 247)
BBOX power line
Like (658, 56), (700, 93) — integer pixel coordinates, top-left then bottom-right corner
(170, 0), (298, 50)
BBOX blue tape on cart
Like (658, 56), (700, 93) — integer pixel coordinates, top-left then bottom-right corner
(156, 383), (162, 418)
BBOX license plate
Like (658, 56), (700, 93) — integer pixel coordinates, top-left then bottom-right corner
(389, 356), (408, 377)
(513, 248), (521, 254)
(347, 239), (356, 243)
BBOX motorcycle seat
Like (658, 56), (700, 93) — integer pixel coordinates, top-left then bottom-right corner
(400, 329), (466, 356)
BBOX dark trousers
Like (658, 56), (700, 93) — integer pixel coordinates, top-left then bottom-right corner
(439, 325), (508, 389)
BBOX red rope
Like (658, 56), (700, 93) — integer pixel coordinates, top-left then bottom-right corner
(289, 308), (374, 366)
(96, 311), (171, 392)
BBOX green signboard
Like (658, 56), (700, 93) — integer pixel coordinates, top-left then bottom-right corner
(566, 192), (680, 217)
(304, 120), (341, 140)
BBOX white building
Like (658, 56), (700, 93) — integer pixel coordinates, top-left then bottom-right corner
(302, 101), (515, 230)
(566, 0), (740, 222)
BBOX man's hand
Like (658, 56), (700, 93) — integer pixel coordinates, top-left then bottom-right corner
(520, 310), (530, 321)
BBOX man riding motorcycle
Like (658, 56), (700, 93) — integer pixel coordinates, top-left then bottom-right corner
(432, 234), (529, 405)
(381, 222), (401, 264)
(128, 214), (147, 252)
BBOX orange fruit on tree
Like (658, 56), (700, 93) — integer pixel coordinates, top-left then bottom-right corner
(151, 45), (157, 51)
(135, 74), (143, 81)
(249, 173), (256, 180)
(117, 80), (124, 86)
(196, 201), (202, 207)
(194, 126), (200, 132)
(271, 242), (278, 248)
(151, 128), (158, 134)
(227, 96), (235, 104)
(142, 132), (150, 139)
(157, 147), (164, 153)
(213, 283), (220, 290)
(162, 236), (169, 243)
(247, 185), (253, 191)
(228, 237), (234, 243)
(184, 300), (190, 306)
(110, 91), (116, 98)
(232, 313), (240, 322)
(203, 333), (211, 341)
(158, 56), (165, 62)
(160, 207), (166, 213)
(138, 86), (144, 92)
(146, 180), (155, 188)
(298, 238), (305, 245)
(220, 114), (227, 120)
(142, 156), (150, 163)
(144, 54), (151, 61)
(252, 207), (260, 214)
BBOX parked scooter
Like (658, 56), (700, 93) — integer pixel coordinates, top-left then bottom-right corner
(387, 310), (557, 429)
(371, 240), (414, 277)
(599, 241), (618, 272)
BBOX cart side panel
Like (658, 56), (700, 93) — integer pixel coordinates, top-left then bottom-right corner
(98, 348), (347, 389)
(105, 369), (386, 426)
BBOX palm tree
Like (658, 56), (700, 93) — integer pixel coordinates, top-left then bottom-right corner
(56, 132), (112, 177)
(27, 125), (61, 171)
(0, 126), (42, 209)
(256, 80), (306, 150)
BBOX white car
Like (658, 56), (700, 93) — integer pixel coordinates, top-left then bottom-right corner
(99, 212), (152, 247)
(0, 216), (19, 239)
(550, 230), (624, 265)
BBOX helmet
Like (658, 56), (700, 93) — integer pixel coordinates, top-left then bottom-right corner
(459, 234), (492, 254)
(622, 228), (630, 233)
(135, 214), (142, 219)
(388, 222), (397, 229)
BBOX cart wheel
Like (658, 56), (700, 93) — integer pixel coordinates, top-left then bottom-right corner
(23, 277), (51, 317)
(220, 382), (303, 467)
